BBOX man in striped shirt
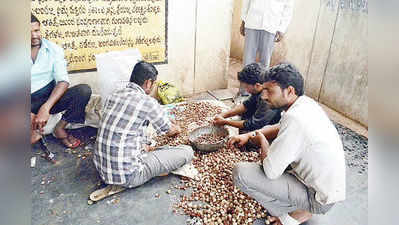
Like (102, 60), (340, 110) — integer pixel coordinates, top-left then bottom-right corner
(92, 61), (193, 201)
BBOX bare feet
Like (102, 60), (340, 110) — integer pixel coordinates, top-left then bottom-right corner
(267, 216), (283, 225)
(289, 210), (312, 223)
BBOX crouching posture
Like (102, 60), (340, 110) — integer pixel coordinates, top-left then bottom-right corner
(229, 64), (346, 225)
(92, 61), (194, 201)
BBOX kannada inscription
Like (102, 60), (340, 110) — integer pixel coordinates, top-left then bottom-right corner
(32, 0), (167, 71)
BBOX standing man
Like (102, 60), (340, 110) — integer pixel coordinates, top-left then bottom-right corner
(91, 61), (194, 201)
(229, 64), (346, 225)
(238, 0), (295, 97)
(31, 14), (92, 147)
(213, 63), (281, 133)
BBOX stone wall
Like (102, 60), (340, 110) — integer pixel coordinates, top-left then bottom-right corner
(230, 0), (368, 126)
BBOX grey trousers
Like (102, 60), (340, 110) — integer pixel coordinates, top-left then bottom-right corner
(126, 145), (194, 188)
(233, 162), (334, 217)
(239, 28), (276, 95)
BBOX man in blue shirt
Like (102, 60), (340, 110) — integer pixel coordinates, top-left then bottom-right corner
(31, 14), (91, 148)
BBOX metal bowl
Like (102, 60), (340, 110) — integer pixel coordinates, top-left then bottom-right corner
(189, 125), (228, 152)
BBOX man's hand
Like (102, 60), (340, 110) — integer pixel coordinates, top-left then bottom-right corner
(240, 21), (245, 36)
(34, 105), (51, 131)
(249, 130), (266, 143)
(228, 134), (249, 148)
(259, 147), (268, 162)
(30, 113), (36, 130)
(167, 123), (181, 137)
(251, 131), (269, 161)
(275, 31), (284, 42)
(213, 115), (227, 126)
(144, 144), (156, 152)
(175, 125), (182, 134)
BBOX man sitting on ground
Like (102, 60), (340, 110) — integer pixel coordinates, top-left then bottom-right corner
(229, 63), (346, 225)
(213, 63), (281, 133)
(92, 61), (194, 201)
(31, 14), (91, 148)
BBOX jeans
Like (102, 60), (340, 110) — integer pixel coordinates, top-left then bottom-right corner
(31, 80), (92, 124)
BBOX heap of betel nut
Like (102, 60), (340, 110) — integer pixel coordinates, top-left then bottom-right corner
(196, 133), (225, 145)
(154, 102), (267, 225)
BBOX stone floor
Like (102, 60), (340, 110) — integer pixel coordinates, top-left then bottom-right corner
(31, 92), (367, 225)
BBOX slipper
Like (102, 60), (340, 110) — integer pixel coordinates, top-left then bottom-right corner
(61, 135), (81, 149)
(89, 185), (126, 202)
(53, 133), (81, 149)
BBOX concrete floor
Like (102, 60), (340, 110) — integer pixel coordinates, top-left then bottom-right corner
(31, 94), (368, 225)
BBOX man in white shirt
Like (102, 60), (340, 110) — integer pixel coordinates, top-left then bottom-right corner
(229, 63), (346, 225)
(238, 0), (294, 97)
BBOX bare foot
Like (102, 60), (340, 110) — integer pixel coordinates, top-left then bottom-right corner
(267, 216), (282, 225)
(289, 210), (312, 224)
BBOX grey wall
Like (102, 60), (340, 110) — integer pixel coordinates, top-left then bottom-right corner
(230, 0), (368, 126)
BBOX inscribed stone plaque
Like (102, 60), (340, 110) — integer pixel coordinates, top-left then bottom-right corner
(31, 0), (167, 71)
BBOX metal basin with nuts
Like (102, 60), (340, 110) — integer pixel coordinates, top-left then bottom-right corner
(189, 125), (228, 152)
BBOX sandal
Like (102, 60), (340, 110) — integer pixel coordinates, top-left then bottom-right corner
(89, 185), (126, 202)
(53, 133), (81, 149)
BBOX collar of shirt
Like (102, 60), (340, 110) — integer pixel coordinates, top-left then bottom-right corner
(126, 82), (146, 95)
(31, 39), (50, 65)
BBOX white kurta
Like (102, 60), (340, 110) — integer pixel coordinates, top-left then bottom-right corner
(241, 0), (295, 34)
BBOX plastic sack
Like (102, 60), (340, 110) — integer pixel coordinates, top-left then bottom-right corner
(95, 48), (142, 106)
(157, 81), (184, 105)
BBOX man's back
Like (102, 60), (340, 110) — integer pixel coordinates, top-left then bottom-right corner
(94, 82), (171, 185)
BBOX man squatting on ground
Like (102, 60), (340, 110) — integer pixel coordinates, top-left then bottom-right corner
(92, 61), (194, 200)
(229, 64), (346, 225)
(213, 63), (282, 133)
(31, 14), (92, 148)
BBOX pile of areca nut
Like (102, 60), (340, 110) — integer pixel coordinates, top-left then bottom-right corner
(154, 101), (266, 225)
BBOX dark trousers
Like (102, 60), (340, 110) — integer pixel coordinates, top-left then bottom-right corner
(31, 80), (92, 124)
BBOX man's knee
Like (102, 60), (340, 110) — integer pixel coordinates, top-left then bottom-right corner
(75, 84), (92, 100)
(232, 162), (254, 189)
(177, 145), (194, 162)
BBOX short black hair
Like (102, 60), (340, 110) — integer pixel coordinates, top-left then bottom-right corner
(31, 14), (40, 25)
(237, 63), (265, 85)
(129, 61), (158, 86)
(264, 63), (304, 96)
